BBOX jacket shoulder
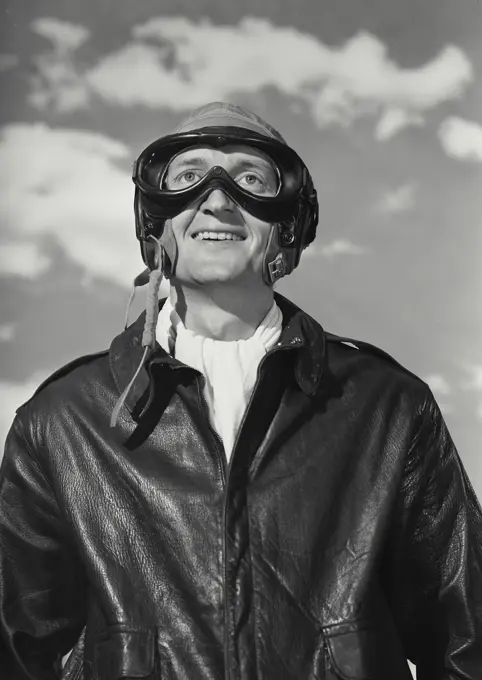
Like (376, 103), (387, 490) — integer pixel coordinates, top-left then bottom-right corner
(324, 330), (426, 387)
(17, 350), (109, 414)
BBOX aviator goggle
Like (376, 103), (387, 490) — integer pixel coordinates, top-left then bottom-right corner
(132, 127), (318, 266)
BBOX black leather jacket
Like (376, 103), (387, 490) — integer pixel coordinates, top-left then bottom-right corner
(1, 294), (481, 680)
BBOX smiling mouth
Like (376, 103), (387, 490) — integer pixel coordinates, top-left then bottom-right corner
(192, 231), (245, 242)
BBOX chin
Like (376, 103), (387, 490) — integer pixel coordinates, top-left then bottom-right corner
(177, 265), (250, 287)
(195, 271), (243, 286)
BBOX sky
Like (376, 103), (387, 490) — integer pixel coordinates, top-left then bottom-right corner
(0, 2), (481, 674)
(0, 1), (481, 490)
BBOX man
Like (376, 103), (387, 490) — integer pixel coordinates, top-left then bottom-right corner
(0, 102), (481, 680)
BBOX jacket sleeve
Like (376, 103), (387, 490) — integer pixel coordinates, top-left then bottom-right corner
(389, 391), (482, 679)
(0, 415), (87, 680)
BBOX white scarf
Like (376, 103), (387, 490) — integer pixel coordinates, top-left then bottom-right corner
(156, 297), (283, 462)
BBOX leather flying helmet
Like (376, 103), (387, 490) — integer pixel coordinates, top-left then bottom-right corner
(132, 102), (319, 285)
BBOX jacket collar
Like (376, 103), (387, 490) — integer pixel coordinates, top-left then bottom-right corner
(109, 293), (326, 418)
(273, 293), (325, 395)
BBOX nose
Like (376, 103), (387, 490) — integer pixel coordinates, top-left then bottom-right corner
(200, 188), (234, 214)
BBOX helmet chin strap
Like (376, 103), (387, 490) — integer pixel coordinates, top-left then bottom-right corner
(148, 221), (286, 286)
(262, 224), (288, 286)
(157, 220), (178, 278)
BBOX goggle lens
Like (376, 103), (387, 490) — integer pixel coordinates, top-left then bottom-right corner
(162, 153), (280, 198)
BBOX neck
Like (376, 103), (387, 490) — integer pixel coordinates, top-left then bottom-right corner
(169, 282), (275, 341)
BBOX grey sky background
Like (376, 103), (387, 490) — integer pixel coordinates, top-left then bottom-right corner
(0, 0), (481, 498)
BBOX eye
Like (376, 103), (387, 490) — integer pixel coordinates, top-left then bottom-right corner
(165, 169), (204, 189)
(237, 172), (267, 194)
(177, 170), (202, 185)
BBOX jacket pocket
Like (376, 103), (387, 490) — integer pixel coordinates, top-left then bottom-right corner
(93, 629), (156, 680)
(321, 622), (413, 680)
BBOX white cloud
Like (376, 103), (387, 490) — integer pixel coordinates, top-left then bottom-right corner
(0, 54), (19, 71)
(32, 17), (90, 53)
(374, 183), (416, 215)
(460, 364), (482, 422)
(29, 67), (90, 112)
(0, 324), (15, 342)
(374, 108), (424, 141)
(461, 364), (482, 392)
(423, 373), (452, 396)
(87, 43), (176, 108)
(0, 242), (50, 278)
(29, 16), (473, 136)
(0, 372), (49, 460)
(0, 123), (147, 288)
(438, 117), (482, 162)
(29, 18), (91, 112)
(318, 239), (367, 258)
(423, 374), (454, 414)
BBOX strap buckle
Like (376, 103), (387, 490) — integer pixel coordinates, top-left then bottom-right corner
(268, 253), (286, 283)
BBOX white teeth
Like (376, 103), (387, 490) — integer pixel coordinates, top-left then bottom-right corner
(193, 231), (243, 241)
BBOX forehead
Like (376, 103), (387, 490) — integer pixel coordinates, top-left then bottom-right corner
(167, 144), (277, 172)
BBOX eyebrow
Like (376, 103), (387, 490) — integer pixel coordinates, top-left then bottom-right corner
(234, 158), (277, 175)
(167, 156), (208, 171)
(168, 155), (276, 176)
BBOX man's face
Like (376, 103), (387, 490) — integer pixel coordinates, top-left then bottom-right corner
(163, 144), (278, 288)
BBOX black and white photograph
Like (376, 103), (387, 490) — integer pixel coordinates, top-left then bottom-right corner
(0, 1), (481, 678)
